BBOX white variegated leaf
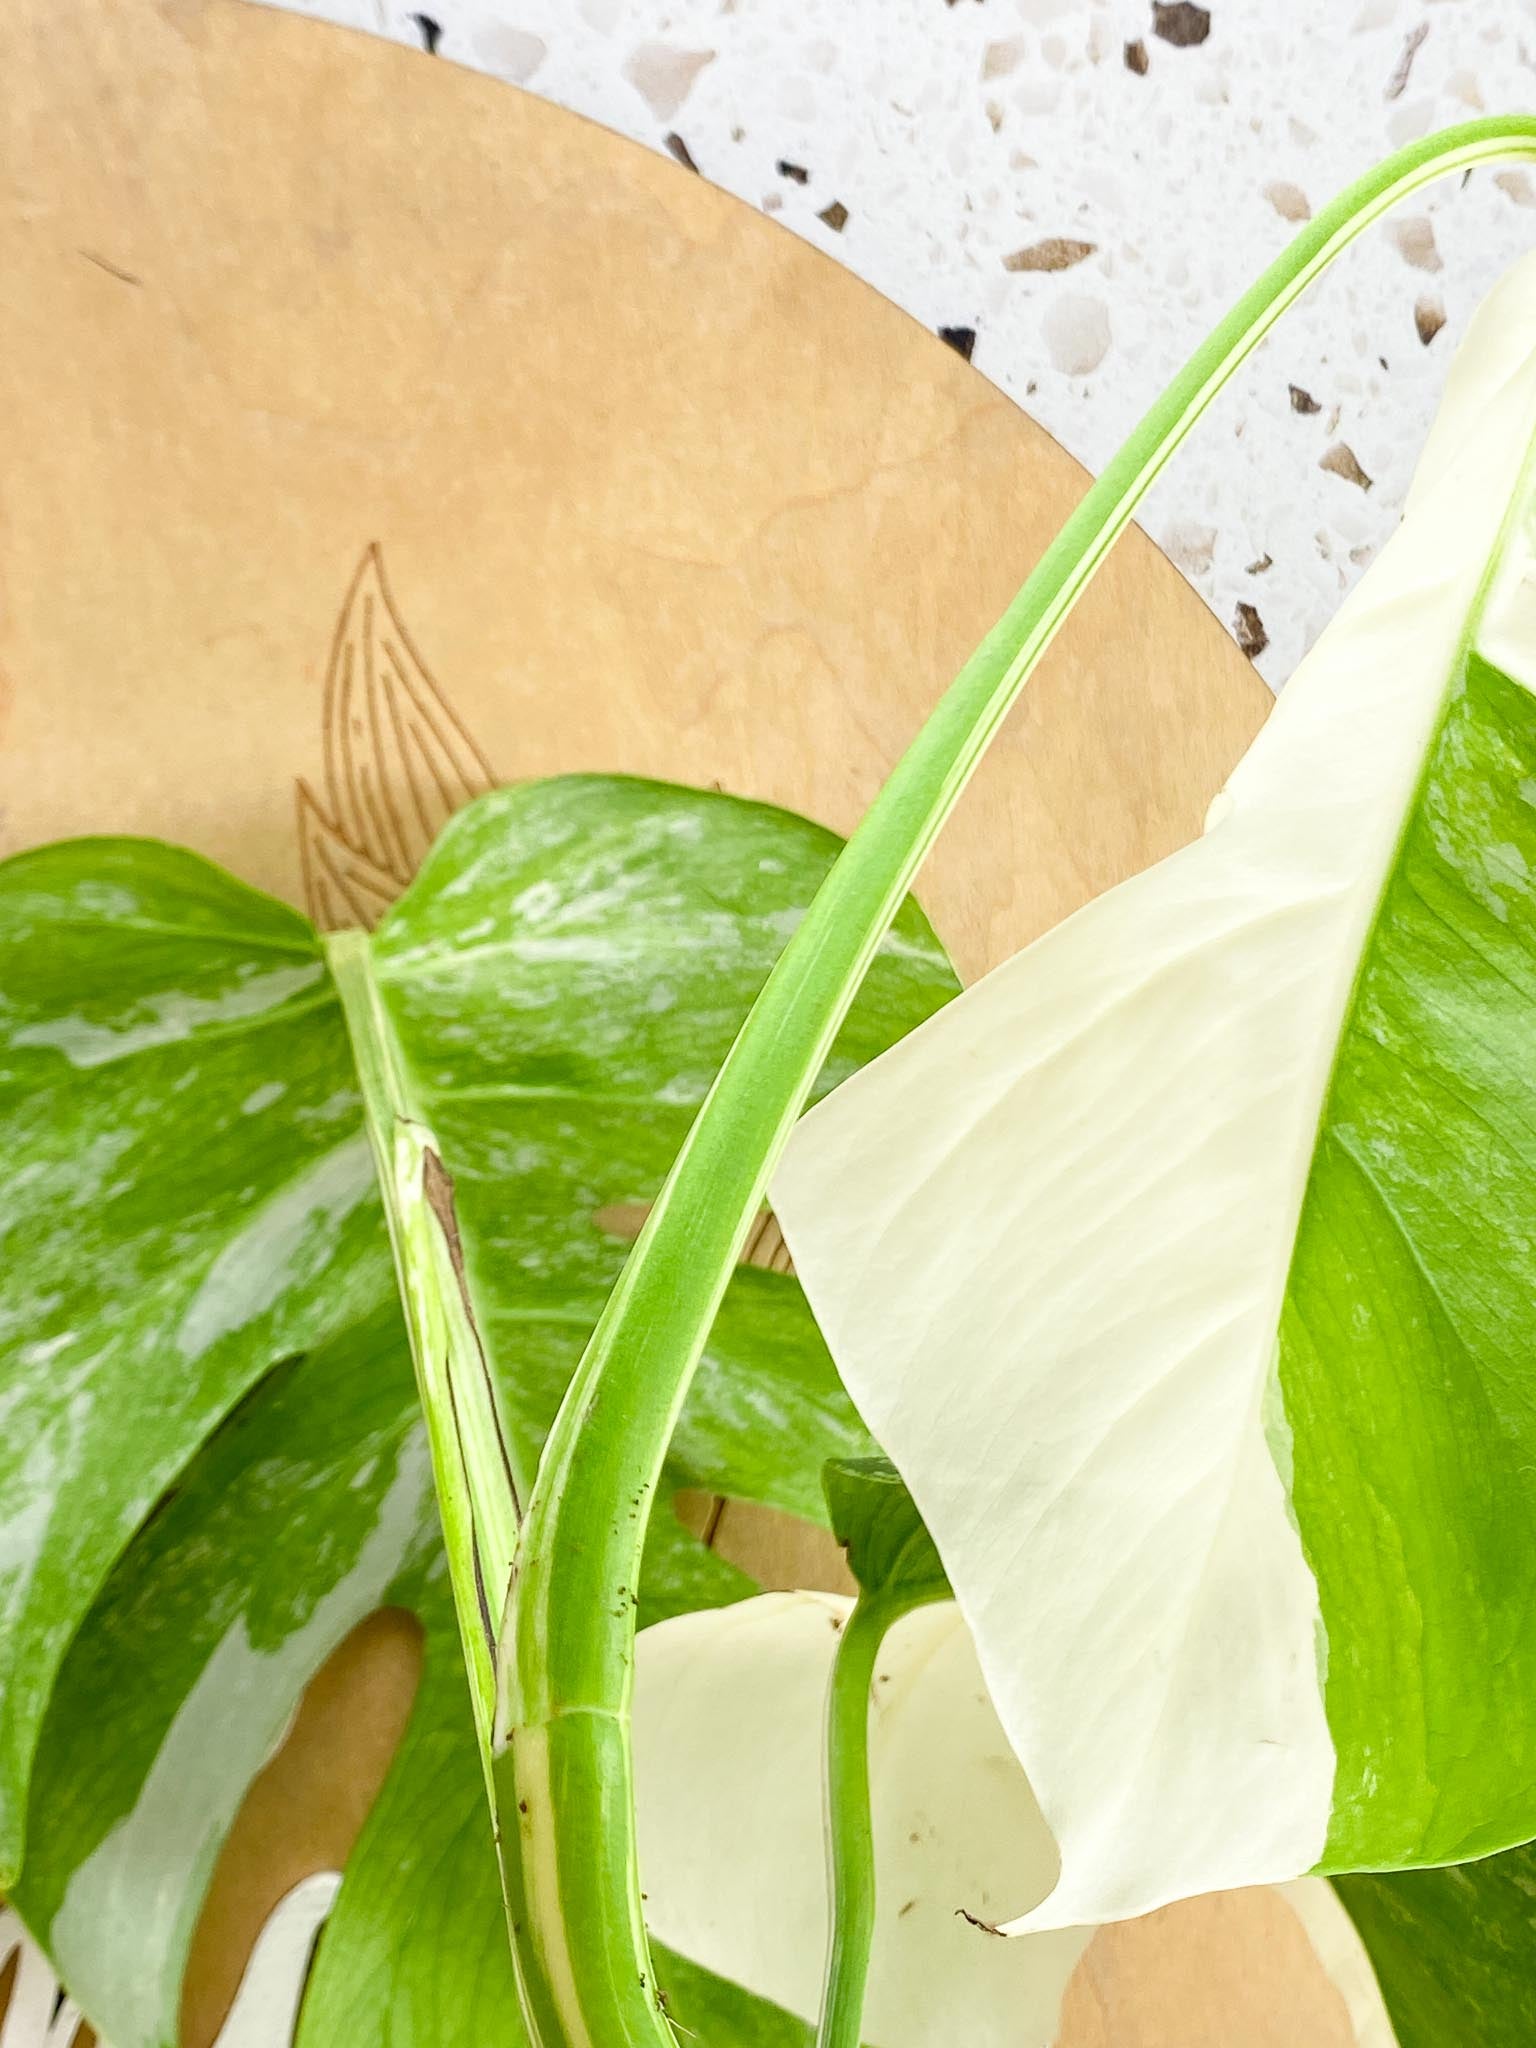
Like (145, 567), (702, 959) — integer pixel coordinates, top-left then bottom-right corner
(632, 1591), (1090, 2047)
(773, 251), (1536, 1926)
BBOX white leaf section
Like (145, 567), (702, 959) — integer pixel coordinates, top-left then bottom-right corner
(632, 1592), (1089, 2047)
(0, 1879), (338, 2048)
(216, 1875), (340, 2048)
(771, 255), (1536, 1929)
(0, 1907), (85, 2048)
(1278, 1880), (1398, 2048)
(49, 1446), (427, 2048)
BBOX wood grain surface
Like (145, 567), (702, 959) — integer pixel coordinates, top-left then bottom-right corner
(0, 2), (1346, 2043)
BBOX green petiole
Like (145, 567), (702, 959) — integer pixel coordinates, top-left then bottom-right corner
(325, 926), (523, 1770)
(474, 119), (1536, 2048)
(816, 1590), (948, 2048)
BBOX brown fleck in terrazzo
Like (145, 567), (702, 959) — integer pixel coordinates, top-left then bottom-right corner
(1234, 602), (1269, 660)
(982, 38), (1024, 80)
(1264, 180), (1311, 223)
(1388, 214), (1442, 273)
(1414, 295), (1446, 345)
(818, 199), (849, 232)
(1385, 22), (1428, 102)
(1003, 237), (1096, 274)
(1151, 3), (1211, 50)
(1320, 442), (1374, 492)
(1288, 384), (1321, 415)
(1124, 38), (1150, 76)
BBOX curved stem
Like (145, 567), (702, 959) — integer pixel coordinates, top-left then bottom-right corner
(497, 119), (1536, 2048)
(816, 1594), (933, 2048)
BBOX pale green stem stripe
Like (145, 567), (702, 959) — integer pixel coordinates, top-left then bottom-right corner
(487, 120), (1536, 2048)
(325, 927), (522, 1769)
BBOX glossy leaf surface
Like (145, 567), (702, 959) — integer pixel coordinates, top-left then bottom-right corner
(774, 253), (1536, 1925)
(0, 840), (385, 1886)
(2, 776), (957, 2042)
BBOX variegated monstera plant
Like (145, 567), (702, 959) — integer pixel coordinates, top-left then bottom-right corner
(10, 117), (1536, 2048)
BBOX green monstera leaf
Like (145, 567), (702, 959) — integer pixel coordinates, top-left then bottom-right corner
(772, 252), (1536, 1929)
(1232, 1858), (1536, 2047)
(9, 1294), (812, 2048)
(0, 840), (387, 1889)
(1332, 1851), (1536, 2048)
(822, 1457), (949, 1607)
(0, 773), (958, 2044)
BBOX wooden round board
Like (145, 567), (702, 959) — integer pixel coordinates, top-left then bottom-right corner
(0, 3), (1351, 2045)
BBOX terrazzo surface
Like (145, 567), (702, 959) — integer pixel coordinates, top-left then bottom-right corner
(257, 0), (1536, 686)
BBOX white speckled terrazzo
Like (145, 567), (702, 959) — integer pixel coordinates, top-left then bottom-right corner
(257, 0), (1536, 688)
